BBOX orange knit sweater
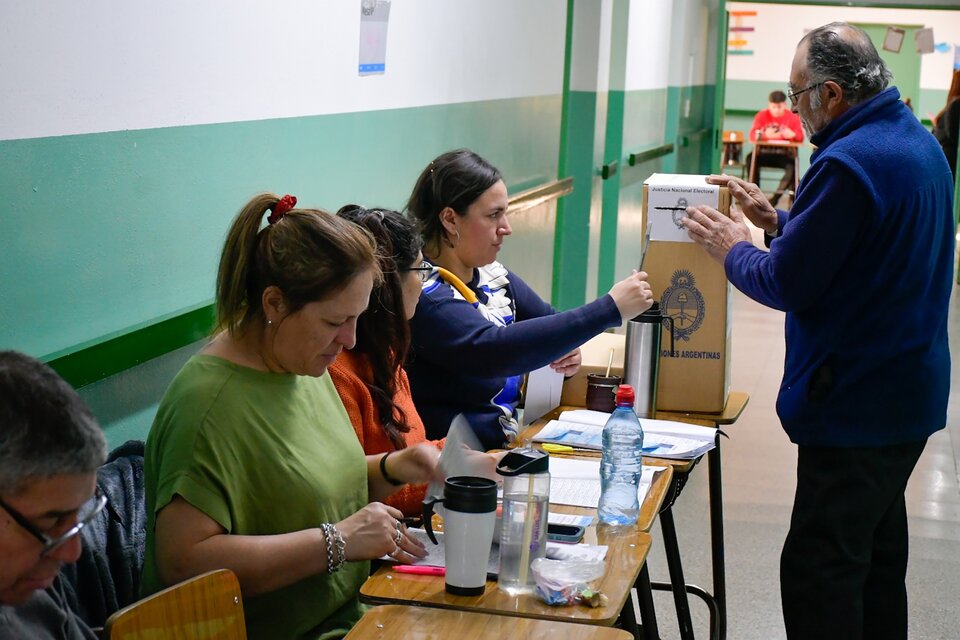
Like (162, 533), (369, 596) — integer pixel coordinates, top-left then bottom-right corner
(329, 349), (443, 516)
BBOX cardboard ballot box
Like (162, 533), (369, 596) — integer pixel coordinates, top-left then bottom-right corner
(641, 174), (732, 413)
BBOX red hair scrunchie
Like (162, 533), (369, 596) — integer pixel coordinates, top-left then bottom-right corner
(268, 194), (297, 225)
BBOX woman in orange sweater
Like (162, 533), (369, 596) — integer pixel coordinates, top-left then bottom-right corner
(330, 206), (499, 516)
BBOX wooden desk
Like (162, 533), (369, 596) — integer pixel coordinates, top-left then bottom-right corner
(657, 390), (749, 640)
(748, 140), (801, 202)
(527, 394), (750, 640)
(361, 529), (651, 627)
(361, 464), (672, 635)
(346, 605), (635, 639)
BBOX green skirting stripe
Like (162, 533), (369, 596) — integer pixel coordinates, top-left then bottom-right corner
(46, 304), (215, 388)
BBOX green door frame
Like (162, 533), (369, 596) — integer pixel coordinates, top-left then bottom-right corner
(713, 0), (960, 282)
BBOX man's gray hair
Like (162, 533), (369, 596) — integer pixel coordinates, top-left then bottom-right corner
(0, 351), (107, 495)
(803, 22), (891, 108)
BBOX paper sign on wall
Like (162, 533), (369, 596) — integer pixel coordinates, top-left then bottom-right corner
(915, 28), (934, 55)
(645, 174), (720, 243)
(359, 0), (391, 76)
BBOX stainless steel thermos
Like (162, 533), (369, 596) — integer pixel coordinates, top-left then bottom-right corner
(623, 302), (675, 418)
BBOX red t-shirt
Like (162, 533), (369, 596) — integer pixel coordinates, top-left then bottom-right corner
(751, 108), (804, 142)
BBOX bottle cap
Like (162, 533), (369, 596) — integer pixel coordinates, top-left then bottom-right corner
(615, 384), (635, 406)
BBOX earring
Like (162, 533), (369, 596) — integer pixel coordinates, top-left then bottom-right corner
(266, 319), (273, 326)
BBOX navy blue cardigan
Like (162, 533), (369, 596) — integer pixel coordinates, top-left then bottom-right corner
(726, 87), (954, 447)
(407, 268), (622, 449)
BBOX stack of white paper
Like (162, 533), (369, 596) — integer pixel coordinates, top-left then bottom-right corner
(533, 410), (716, 460)
(548, 457), (662, 509)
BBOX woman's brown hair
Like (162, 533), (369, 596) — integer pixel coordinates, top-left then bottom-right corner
(216, 193), (379, 336)
(404, 149), (502, 257)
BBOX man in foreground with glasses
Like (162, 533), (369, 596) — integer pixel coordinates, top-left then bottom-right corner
(746, 89), (804, 206)
(681, 22), (953, 639)
(0, 350), (107, 639)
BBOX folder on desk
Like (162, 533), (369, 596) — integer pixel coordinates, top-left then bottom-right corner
(532, 410), (716, 460)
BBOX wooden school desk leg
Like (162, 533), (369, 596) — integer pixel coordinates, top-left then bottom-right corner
(708, 435), (727, 639)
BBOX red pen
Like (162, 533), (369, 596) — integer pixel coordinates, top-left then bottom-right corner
(393, 565), (445, 576)
(392, 565), (497, 580)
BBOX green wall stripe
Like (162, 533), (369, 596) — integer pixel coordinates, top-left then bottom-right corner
(47, 303), (214, 388)
(3, 96), (562, 361)
(552, 0), (593, 310)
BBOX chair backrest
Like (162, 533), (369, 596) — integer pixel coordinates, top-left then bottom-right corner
(103, 569), (246, 639)
(722, 130), (744, 143)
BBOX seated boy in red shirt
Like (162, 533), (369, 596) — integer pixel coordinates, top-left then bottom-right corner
(747, 90), (804, 205)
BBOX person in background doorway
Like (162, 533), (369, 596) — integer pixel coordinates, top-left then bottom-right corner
(404, 149), (654, 450)
(932, 68), (960, 177)
(681, 23), (953, 639)
(142, 193), (441, 640)
(746, 90), (805, 205)
(330, 206), (502, 517)
(0, 351), (107, 640)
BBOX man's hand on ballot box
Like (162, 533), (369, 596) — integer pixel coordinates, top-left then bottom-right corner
(708, 174), (779, 234)
(681, 176), (755, 264)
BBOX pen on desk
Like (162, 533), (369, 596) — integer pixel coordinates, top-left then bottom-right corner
(541, 443), (575, 454)
(393, 565), (444, 576)
(392, 565), (498, 581)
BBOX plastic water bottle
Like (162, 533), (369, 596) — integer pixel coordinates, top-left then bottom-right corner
(598, 384), (644, 525)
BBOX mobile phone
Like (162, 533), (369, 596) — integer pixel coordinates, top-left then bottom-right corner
(546, 523), (586, 543)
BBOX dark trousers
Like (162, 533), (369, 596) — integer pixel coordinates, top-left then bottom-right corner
(746, 152), (796, 203)
(781, 440), (926, 640)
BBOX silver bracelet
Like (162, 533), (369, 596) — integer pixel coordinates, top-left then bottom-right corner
(321, 523), (346, 573)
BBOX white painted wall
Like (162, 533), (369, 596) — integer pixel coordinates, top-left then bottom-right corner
(569, 0), (613, 93)
(0, 0), (566, 141)
(624, 0), (674, 90)
(726, 3), (960, 90)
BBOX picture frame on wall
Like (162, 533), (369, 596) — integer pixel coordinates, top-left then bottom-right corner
(882, 26), (905, 53)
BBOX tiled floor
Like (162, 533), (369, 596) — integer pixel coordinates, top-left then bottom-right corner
(643, 269), (960, 638)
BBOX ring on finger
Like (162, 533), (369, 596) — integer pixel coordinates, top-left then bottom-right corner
(394, 527), (403, 545)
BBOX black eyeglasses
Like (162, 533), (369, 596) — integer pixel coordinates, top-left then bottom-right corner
(0, 488), (107, 556)
(402, 266), (433, 283)
(787, 82), (824, 105)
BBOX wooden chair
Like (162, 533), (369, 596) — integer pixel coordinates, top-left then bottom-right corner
(720, 130), (746, 177)
(103, 569), (246, 639)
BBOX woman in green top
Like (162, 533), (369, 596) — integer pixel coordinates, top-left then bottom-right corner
(143, 193), (440, 640)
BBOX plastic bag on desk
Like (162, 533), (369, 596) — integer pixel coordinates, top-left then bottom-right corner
(530, 558), (607, 607)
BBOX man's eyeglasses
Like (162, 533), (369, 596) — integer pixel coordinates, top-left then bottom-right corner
(0, 488), (107, 556)
(787, 82), (824, 105)
(402, 266), (433, 283)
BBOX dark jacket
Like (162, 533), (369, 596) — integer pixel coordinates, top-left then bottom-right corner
(60, 441), (146, 628)
(726, 87), (954, 447)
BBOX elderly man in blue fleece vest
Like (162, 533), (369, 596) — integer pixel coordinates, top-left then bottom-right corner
(682, 22), (954, 639)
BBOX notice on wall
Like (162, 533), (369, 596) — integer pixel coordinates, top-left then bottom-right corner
(358, 0), (392, 76)
(645, 174), (720, 243)
(915, 28), (934, 55)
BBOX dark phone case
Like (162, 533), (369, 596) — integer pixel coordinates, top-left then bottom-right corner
(546, 523), (585, 543)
